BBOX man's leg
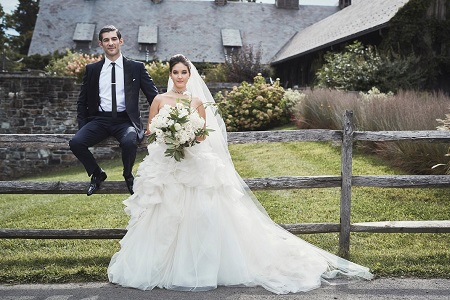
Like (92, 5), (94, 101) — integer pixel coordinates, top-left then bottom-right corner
(111, 119), (138, 194)
(69, 118), (111, 176)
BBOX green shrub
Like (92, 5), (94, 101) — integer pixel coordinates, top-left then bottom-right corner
(215, 74), (286, 131)
(145, 60), (169, 87)
(203, 63), (228, 83)
(22, 53), (56, 71)
(45, 49), (102, 82)
(315, 41), (425, 93)
(0, 49), (25, 72)
(315, 41), (380, 91)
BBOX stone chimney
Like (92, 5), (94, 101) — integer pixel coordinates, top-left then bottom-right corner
(275, 0), (299, 10)
(215, 0), (227, 6)
(339, 0), (351, 9)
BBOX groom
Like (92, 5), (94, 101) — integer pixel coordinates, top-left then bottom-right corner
(69, 25), (158, 196)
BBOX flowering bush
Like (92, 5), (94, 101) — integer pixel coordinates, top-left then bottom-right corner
(148, 97), (212, 161)
(359, 87), (394, 102)
(45, 49), (102, 82)
(145, 61), (170, 87)
(283, 88), (307, 117)
(215, 74), (286, 131)
(316, 41), (381, 91)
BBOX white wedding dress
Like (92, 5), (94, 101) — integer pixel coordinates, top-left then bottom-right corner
(107, 61), (373, 294)
(107, 140), (373, 294)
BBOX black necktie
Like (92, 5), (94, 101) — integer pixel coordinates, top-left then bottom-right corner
(111, 62), (117, 118)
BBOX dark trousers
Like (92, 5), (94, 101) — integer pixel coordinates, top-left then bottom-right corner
(69, 115), (138, 178)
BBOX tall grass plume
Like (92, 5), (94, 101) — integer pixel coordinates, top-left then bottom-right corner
(291, 88), (450, 174)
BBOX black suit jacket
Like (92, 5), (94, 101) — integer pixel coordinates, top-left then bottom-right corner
(76, 57), (158, 141)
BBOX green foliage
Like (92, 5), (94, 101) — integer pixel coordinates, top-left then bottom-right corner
(374, 50), (426, 92)
(203, 63), (228, 83)
(144, 60), (169, 87)
(215, 74), (286, 131)
(380, 0), (450, 90)
(316, 41), (381, 91)
(45, 49), (102, 82)
(5, 0), (39, 55)
(22, 53), (54, 71)
(0, 48), (25, 71)
(315, 1), (450, 92)
(0, 4), (6, 49)
(224, 44), (271, 83)
(315, 41), (425, 92)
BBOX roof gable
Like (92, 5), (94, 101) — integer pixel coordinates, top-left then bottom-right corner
(272, 0), (410, 64)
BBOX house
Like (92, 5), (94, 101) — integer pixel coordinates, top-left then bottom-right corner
(28, 0), (414, 87)
(271, 0), (411, 87)
(28, 0), (338, 64)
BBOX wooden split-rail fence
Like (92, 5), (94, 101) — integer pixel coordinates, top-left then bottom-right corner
(0, 110), (449, 258)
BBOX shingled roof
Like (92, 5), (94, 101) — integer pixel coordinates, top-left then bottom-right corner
(271, 0), (410, 64)
(28, 0), (338, 64)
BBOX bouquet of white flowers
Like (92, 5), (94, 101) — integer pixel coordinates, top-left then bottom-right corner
(148, 98), (212, 161)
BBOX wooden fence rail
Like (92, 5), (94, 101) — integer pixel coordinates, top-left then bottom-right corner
(1, 110), (449, 258)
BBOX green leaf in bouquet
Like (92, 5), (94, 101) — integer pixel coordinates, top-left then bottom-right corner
(174, 149), (184, 162)
(165, 136), (176, 144)
(148, 133), (156, 144)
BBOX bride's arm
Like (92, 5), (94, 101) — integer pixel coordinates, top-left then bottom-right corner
(193, 97), (207, 141)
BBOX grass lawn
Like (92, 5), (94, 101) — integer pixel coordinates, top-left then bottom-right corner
(0, 141), (449, 283)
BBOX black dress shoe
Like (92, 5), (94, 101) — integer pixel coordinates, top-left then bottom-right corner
(87, 171), (107, 196)
(124, 175), (134, 195)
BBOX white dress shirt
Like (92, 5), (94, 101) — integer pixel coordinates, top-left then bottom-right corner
(99, 55), (126, 112)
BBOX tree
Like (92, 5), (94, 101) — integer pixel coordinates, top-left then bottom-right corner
(0, 4), (6, 51)
(380, 0), (450, 91)
(224, 44), (271, 83)
(5, 0), (39, 55)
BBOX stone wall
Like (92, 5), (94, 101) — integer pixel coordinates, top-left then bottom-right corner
(0, 72), (122, 179)
(0, 73), (234, 180)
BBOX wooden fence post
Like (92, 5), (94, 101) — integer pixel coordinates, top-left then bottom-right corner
(339, 110), (354, 258)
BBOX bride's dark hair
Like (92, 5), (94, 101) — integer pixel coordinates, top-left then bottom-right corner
(169, 54), (191, 74)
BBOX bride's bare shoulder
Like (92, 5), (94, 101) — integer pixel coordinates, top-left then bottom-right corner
(191, 96), (204, 107)
(153, 93), (176, 107)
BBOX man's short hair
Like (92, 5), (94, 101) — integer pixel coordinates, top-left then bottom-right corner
(98, 25), (121, 41)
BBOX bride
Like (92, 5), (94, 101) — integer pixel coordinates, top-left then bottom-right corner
(107, 54), (373, 294)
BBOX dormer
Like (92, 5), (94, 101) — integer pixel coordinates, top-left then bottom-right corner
(221, 29), (242, 59)
(138, 26), (158, 53)
(72, 23), (96, 51)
